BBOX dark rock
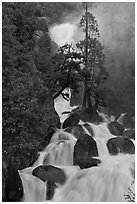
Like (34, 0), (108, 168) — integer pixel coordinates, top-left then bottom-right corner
(71, 124), (85, 139)
(79, 108), (103, 124)
(83, 123), (94, 137)
(74, 134), (99, 169)
(62, 113), (80, 129)
(79, 158), (101, 169)
(5, 160), (23, 202)
(118, 113), (135, 129)
(46, 180), (57, 200)
(32, 165), (66, 185)
(122, 130), (135, 140)
(108, 121), (124, 136)
(107, 137), (135, 155)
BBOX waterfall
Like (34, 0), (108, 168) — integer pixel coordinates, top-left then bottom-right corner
(17, 91), (134, 202)
(20, 173), (47, 202)
(50, 23), (77, 46)
(52, 154), (134, 202)
(9, 21), (134, 202)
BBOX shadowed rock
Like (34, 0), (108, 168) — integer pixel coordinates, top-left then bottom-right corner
(107, 137), (135, 155)
(74, 134), (99, 169)
(32, 165), (66, 185)
(83, 123), (94, 137)
(72, 124), (86, 139)
(108, 121), (124, 136)
(62, 113), (80, 129)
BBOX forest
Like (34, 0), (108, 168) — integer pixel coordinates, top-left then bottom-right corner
(2, 2), (135, 202)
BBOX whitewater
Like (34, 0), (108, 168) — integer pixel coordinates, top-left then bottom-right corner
(16, 22), (135, 202)
(17, 88), (135, 202)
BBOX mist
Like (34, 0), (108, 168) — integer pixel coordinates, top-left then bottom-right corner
(50, 2), (135, 114)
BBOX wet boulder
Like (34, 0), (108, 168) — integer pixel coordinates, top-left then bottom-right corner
(4, 161), (23, 202)
(74, 134), (99, 169)
(83, 123), (94, 137)
(122, 129), (135, 140)
(108, 121), (124, 136)
(71, 124), (86, 139)
(32, 165), (66, 185)
(62, 113), (80, 129)
(78, 158), (101, 169)
(107, 137), (135, 155)
(118, 113), (135, 129)
(79, 108), (103, 124)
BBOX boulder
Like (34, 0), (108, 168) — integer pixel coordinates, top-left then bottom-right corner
(74, 134), (99, 169)
(72, 124), (86, 139)
(62, 113), (80, 129)
(119, 113), (135, 129)
(4, 160), (23, 202)
(46, 180), (57, 200)
(122, 130), (135, 140)
(83, 123), (94, 137)
(107, 137), (135, 155)
(78, 158), (101, 169)
(32, 165), (66, 185)
(79, 108), (103, 124)
(108, 121), (124, 136)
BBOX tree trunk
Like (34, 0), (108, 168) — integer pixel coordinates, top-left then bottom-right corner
(82, 80), (87, 108)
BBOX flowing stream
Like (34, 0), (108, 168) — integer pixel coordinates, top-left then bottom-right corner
(18, 23), (135, 202)
(18, 87), (135, 202)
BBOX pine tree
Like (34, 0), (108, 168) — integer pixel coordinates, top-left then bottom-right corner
(77, 2), (109, 111)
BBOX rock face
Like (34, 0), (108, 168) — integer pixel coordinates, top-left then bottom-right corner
(74, 134), (100, 169)
(62, 113), (80, 129)
(32, 165), (66, 185)
(4, 161), (23, 202)
(107, 137), (135, 155)
(122, 129), (135, 140)
(108, 121), (124, 136)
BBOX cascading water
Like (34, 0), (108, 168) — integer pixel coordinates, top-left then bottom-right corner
(15, 22), (134, 202)
(52, 154), (134, 202)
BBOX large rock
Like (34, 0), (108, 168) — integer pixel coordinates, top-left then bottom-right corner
(83, 123), (94, 137)
(32, 165), (66, 185)
(122, 129), (135, 140)
(71, 124), (86, 139)
(118, 113), (135, 129)
(79, 108), (103, 124)
(74, 134), (100, 169)
(4, 160), (23, 202)
(107, 137), (135, 155)
(108, 121), (124, 136)
(62, 113), (80, 129)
